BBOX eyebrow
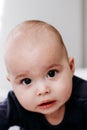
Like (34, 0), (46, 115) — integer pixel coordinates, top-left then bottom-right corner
(47, 64), (62, 69)
(15, 73), (29, 80)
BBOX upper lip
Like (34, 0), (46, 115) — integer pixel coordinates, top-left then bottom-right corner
(38, 99), (56, 106)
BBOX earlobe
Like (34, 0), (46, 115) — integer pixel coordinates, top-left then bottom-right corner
(69, 57), (75, 74)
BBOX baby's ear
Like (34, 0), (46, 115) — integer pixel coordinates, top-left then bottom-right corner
(69, 57), (75, 74)
(6, 75), (10, 82)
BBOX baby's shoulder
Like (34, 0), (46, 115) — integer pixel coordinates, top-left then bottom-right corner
(72, 76), (87, 101)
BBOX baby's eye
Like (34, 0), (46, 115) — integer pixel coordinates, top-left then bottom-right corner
(21, 78), (32, 85)
(47, 69), (57, 78)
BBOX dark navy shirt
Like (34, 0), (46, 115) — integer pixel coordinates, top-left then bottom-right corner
(0, 76), (87, 130)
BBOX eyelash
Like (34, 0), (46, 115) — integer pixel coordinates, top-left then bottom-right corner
(47, 69), (58, 78)
(21, 78), (32, 85)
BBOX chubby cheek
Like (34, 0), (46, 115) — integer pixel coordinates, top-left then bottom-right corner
(60, 72), (73, 101)
(13, 88), (35, 111)
(54, 78), (72, 103)
(61, 85), (72, 102)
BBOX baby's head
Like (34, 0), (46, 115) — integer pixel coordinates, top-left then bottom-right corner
(4, 20), (75, 118)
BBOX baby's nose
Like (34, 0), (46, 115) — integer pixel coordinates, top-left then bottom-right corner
(36, 82), (51, 96)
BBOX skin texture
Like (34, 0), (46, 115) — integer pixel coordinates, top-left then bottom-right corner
(4, 20), (75, 125)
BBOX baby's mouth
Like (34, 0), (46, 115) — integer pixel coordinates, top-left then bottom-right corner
(38, 100), (56, 109)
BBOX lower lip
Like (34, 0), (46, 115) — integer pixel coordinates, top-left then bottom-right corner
(38, 101), (56, 109)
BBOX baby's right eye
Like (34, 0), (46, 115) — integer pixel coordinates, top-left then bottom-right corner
(21, 78), (32, 85)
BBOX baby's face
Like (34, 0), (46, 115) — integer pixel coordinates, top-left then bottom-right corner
(6, 31), (74, 118)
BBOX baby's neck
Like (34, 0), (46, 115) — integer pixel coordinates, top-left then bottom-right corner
(45, 105), (65, 125)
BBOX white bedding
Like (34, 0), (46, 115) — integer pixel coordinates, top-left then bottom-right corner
(75, 68), (87, 80)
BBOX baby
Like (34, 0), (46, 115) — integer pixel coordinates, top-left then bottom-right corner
(0, 20), (87, 130)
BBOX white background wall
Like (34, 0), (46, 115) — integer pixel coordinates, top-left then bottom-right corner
(83, 0), (87, 67)
(0, 0), (85, 95)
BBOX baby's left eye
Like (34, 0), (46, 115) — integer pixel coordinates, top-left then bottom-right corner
(47, 69), (57, 78)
